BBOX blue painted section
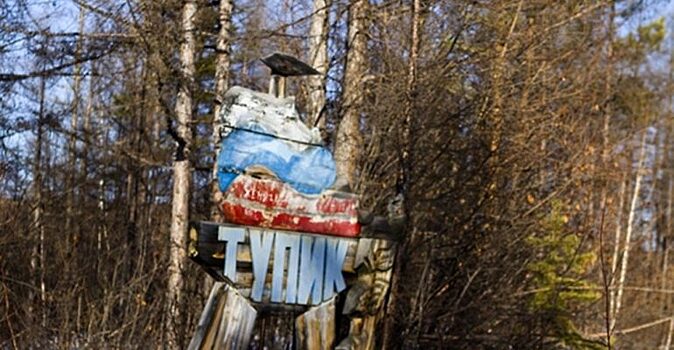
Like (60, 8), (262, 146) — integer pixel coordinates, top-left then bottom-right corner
(323, 238), (349, 300)
(297, 236), (326, 305)
(271, 232), (301, 303)
(218, 226), (245, 282)
(217, 123), (336, 195)
(250, 230), (274, 302)
(284, 234), (301, 304)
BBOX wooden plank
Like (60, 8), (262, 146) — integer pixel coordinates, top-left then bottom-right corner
(295, 298), (336, 350)
(214, 285), (258, 350)
(188, 283), (258, 350)
(201, 287), (228, 350)
(187, 282), (226, 350)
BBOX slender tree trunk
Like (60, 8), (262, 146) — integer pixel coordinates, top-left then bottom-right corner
(306, 0), (330, 128)
(128, 64), (149, 280)
(609, 175), (627, 321)
(383, 0), (421, 346)
(489, 0), (522, 165)
(661, 65), (674, 347)
(210, 0), (232, 222)
(82, 52), (95, 179)
(206, 0), (233, 298)
(334, 0), (368, 189)
(600, 7), (615, 339)
(661, 176), (673, 346)
(66, 6), (85, 272)
(97, 106), (111, 274)
(597, 2), (614, 238)
(611, 130), (649, 332)
(166, 0), (197, 348)
(62, 12), (83, 336)
(402, 0), (420, 197)
(664, 318), (674, 350)
(30, 72), (48, 329)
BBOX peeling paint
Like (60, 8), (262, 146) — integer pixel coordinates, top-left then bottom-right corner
(220, 175), (361, 237)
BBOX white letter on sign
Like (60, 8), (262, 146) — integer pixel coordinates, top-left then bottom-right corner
(323, 238), (349, 301)
(271, 232), (301, 303)
(250, 230), (274, 302)
(297, 236), (326, 305)
(218, 226), (245, 282)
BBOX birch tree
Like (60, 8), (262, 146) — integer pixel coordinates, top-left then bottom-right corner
(306, 0), (330, 128)
(210, 0), (233, 222)
(30, 64), (48, 330)
(65, 6), (86, 255)
(334, 0), (368, 189)
(166, 0), (197, 347)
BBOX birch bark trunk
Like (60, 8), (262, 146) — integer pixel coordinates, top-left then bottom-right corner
(82, 48), (94, 178)
(334, 0), (368, 189)
(306, 0), (330, 128)
(611, 130), (649, 332)
(166, 0), (197, 348)
(65, 6), (85, 265)
(30, 71), (47, 329)
(210, 0), (232, 222)
(609, 175), (626, 323)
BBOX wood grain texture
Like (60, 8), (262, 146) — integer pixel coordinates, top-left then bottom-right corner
(295, 298), (336, 349)
(215, 286), (257, 349)
(338, 240), (396, 350)
(188, 282), (225, 350)
(187, 283), (257, 350)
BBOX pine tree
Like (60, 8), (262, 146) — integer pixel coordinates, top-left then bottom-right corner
(527, 201), (602, 349)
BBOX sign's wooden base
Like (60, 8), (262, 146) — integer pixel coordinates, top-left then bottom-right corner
(188, 222), (396, 349)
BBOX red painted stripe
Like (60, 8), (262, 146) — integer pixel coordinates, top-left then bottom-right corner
(220, 202), (266, 226)
(270, 212), (360, 238)
(229, 179), (287, 209)
(219, 201), (361, 238)
(227, 176), (358, 216)
(316, 197), (357, 215)
(219, 175), (362, 236)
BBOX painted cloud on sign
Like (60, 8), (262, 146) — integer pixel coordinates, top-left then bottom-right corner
(217, 86), (336, 195)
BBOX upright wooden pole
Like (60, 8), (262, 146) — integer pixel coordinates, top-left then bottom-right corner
(167, 0), (197, 347)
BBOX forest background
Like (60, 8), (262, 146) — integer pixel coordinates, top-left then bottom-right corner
(2, 0), (674, 349)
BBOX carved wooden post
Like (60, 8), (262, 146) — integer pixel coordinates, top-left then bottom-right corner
(188, 54), (398, 350)
(338, 239), (396, 350)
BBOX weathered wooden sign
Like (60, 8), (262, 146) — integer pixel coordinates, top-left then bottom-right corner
(191, 222), (357, 306)
(189, 54), (398, 350)
(189, 221), (395, 349)
(215, 85), (361, 237)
